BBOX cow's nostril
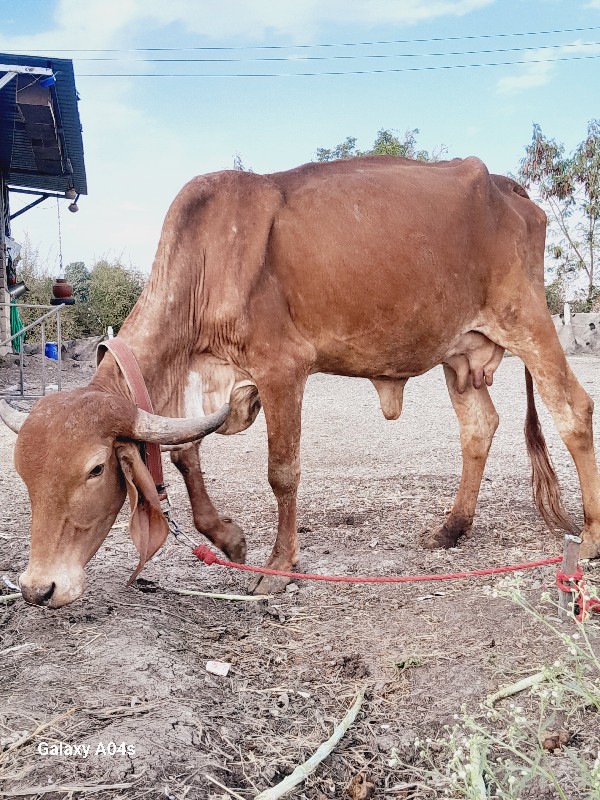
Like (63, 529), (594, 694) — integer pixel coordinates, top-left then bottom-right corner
(39, 583), (56, 605)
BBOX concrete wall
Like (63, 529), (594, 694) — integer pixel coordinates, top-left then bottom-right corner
(552, 309), (600, 355)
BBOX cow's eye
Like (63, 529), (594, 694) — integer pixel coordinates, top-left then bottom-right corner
(88, 464), (105, 479)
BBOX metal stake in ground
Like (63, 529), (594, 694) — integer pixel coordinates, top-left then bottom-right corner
(559, 533), (582, 621)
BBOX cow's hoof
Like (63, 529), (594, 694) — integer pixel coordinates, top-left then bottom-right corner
(249, 573), (292, 595)
(579, 539), (600, 560)
(421, 520), (469, 550)
(219, 519), (247, 564)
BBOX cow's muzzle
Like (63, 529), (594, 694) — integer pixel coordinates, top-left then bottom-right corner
(20, 581), (56, 606)
(19, 568), (86, 608)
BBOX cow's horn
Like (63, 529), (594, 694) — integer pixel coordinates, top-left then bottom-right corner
(0, 399), (28, 434)
(131, 403), (230, 445)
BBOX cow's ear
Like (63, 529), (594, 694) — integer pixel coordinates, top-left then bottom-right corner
(116, 442), (169, 585)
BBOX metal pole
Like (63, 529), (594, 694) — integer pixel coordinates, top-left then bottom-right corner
(0, 303), (65, 346)
(41, 322), (46, 395)
(56, 308), (62, 392)
(559, 533), (582, 621)
(19, 336), (24, 397)
(0, 173), (9, 354)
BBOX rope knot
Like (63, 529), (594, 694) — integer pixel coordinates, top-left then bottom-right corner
(555, 566), (583, 593)
(193, 544), (219, 566)
(556, 566), (600, 623)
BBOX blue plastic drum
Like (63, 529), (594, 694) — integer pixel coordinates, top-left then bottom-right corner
(45, 342), (58, 360)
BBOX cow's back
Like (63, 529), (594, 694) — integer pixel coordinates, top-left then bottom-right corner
(124, 157), (542, 381)
(264, 156), (506, 374)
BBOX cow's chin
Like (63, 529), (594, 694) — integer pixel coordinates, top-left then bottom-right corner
(19, 565), (86, 609)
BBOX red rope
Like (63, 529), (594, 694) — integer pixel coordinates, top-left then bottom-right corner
(556, 566), (600, 622)
(193, 544), (562, 584)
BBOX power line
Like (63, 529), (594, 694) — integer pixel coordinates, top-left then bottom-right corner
(8, 25), (600, 53)
(68, 41), (600, 63)
(77, 53), (600, 77)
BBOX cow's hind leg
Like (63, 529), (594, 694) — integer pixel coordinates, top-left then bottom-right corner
(170, 444), (246, 563)
(422, 365), (499, 548)
(494, 311), (600, 559)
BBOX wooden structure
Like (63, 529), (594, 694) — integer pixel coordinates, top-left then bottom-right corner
(0, 54), (87, 354)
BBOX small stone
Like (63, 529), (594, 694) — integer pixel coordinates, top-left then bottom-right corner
(285, 582), (299, 594)
(1, 730), (27, 750)
(205, 660), (231, 677)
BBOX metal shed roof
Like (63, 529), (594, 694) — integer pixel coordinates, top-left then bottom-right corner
(0, 53), (87, 195)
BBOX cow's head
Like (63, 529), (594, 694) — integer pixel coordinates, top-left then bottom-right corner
(0, 392), (228, 608)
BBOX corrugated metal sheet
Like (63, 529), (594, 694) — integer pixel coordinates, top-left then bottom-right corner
(0, 53), (87, 195)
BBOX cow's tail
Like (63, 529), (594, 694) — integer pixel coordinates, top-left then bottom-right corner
(524, 367), (579, 534)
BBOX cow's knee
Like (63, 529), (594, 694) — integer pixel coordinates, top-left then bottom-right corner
(461, 406), (499, 458)
(268, 462), (300, 499)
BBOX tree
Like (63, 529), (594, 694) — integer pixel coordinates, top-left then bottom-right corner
(316, 128), (447, 163)
(13, 236), (73, 341)
(233, 153), (253, 172)
(63, 261), (98, 336)
(87, 259), (145, 334)
(65, 261), (90, 302)
(11, 245), (145, 341)
(518, 120), (600, 309)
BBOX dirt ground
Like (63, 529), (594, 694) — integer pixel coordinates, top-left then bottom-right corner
(1, 350), (599, 799)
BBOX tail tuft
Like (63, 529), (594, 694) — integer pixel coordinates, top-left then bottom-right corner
(524, 367), (579, 534)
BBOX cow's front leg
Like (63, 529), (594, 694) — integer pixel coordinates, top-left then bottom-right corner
(422, 364), (499, 549)
(250, 369), (308, 594)
(170, 444), (246, 563)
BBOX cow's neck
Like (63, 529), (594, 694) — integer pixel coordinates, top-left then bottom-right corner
(91, 320), (191, 416)
(91, 337), (188, 416)
(90, 241), (201, 413)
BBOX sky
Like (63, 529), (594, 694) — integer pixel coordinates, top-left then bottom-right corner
(1, 0), (600, 274)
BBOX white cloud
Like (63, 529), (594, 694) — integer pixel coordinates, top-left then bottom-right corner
(1, 0), (495, 49)
(496, 60), (554, 94)
(0, 0), (497, 52)
(496, 39), (600, 94)
(135, 0), (495, 38)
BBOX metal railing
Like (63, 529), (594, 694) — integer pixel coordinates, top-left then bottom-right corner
(0, 303), (65, 399)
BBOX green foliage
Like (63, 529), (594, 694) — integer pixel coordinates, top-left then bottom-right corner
(518, 120), (600, 307)
(12, 238), (145, 342)
(316, 128), (446, 163)
(394, 580), (600, 799)
(87, 259), (145, 334)
(545, 276), (566, 315)
(316, 135), (360, 162)
(65, 261), (90, 301)
(14, 237), (66, 341)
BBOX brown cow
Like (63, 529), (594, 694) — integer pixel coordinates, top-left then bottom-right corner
(2, 155), (599, 608)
